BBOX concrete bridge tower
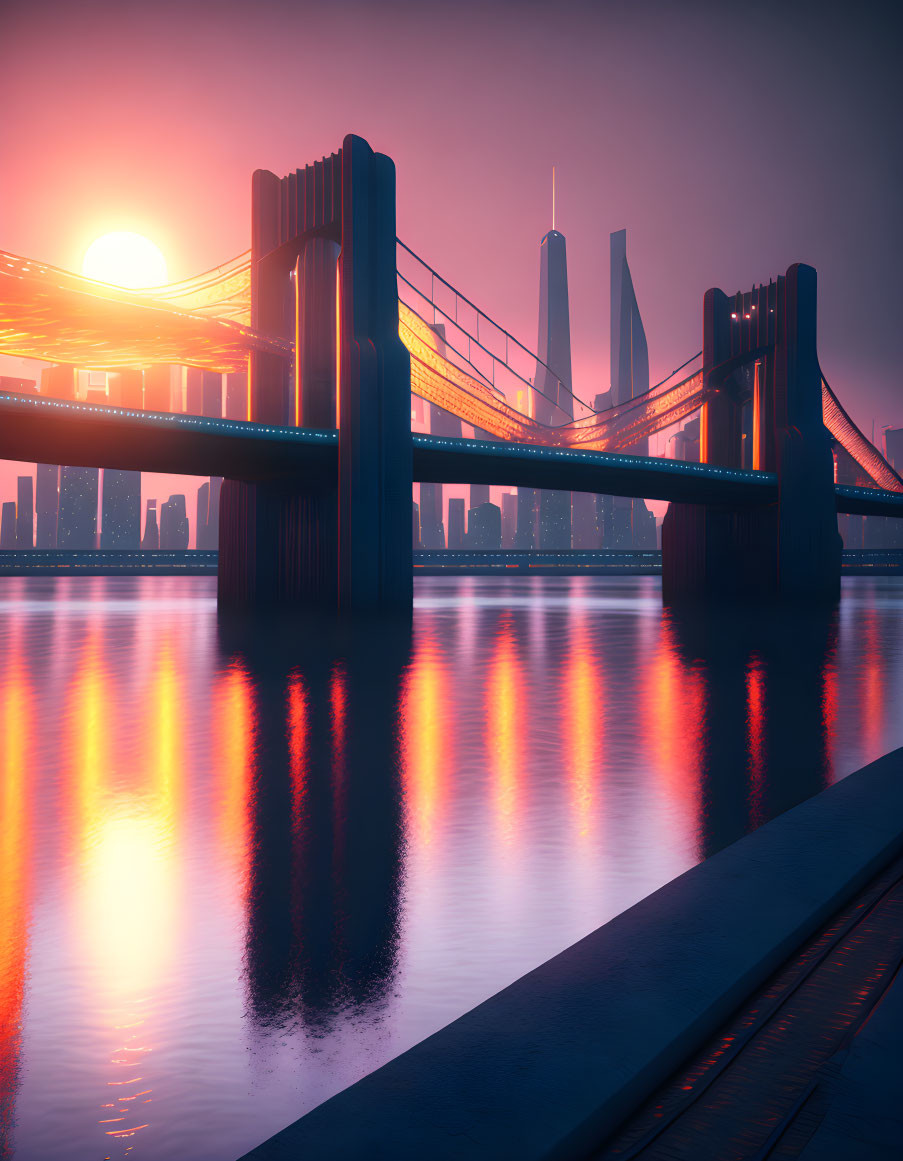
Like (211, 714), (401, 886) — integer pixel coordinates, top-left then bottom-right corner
(218, 135), (412, 612)
(662, 264), (842, 602)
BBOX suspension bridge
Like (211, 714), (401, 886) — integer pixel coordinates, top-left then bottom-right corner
(1, 133), (901, 608)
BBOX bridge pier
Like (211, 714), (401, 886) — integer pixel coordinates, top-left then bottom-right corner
(662, 263), (841, 603)
(218, 135), (411, 612)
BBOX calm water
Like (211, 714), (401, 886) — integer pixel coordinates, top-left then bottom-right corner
(2, 574), (902, 1161)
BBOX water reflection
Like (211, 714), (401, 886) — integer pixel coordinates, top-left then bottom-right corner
(663, 603), (838, 858)
(1, 577), (902, 1161)
(215, 617), (410, 1037)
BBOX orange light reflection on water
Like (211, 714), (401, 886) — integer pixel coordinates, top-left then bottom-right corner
(646, 617), (704, 833)
(565, 612), (601, 843)
(746, 654), (766, 827)
(217, 661), (256, 882)
(487, 617), (524, 850)
(287, 673), (308, 829)
(0, 630), (31, 1148)
(71, 633), (183, 1151)
(402, 631), (450, 851)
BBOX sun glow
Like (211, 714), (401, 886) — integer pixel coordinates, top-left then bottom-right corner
(81, 231), (168, 290)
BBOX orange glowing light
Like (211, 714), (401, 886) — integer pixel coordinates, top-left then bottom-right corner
(746, 654), (766, 827)
(487, 618), (523, 846)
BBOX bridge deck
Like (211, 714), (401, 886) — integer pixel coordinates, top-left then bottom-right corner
(1, 391), (901, 515)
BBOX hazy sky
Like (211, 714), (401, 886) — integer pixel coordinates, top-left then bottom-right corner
(1, 0), (901, 514)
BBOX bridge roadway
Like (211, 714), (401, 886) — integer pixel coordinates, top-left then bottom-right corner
(2, 390), (901, 516)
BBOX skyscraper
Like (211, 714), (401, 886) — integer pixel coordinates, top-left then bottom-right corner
(447, 498), (466, 549)
(535, 227), (574, 549)
(15, 476), (33, 548)
(412, 500), (421, 549)
(57, 467), (99, 548)
(225, 372), (248, 420)
(141, 499), (160, 549)
(202, 371), (223, 417)
(610, 229), (657, 548)
(0, 502), (15, 548)
(196, 479), (222, 549)
(108, 369), (143, 409)
(101, 470), (141, 547)
(144, 365), (172, 412)
(35, 464), (59, 547)
(501, 492), (517, 548)
(160, 494), (189, 548)
(40, 364), (77, 399)
(418, 483), (445, 548)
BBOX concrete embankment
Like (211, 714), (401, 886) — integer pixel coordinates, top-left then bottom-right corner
(236, 748), (903, 1161)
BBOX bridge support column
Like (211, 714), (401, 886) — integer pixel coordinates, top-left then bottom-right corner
(662, 264), (840, 603)
(218, 135), (411, 612)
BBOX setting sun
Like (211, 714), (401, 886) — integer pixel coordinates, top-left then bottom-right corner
(81, 230), (168, 289)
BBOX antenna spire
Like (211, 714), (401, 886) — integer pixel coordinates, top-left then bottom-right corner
(552, 165), (556, 231)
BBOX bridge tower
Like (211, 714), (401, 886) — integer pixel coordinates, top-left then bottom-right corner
(218, 135), (412, 612)
(662, 263), (841, 602)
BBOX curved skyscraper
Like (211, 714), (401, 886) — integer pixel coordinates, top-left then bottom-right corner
(609, 229), (657, 548)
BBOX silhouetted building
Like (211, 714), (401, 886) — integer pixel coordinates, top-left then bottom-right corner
(160, 494), (189, 548)
(466, 502), (502, 548)
(412, 500), (421, 549)
(40, 364), (77, 399)
(141, 499), (160, 549)
(185, 368), (203, 415)
(101, 470), (140, 547)
(419, 483), (445, 548)
(0, 502), (15, 548)
(15, 476), (33, 548)
(515, 487), (538, 548)
(203, 371), (222, 417)
(534, 228), (574, 548)
(447, 497), (466, 548)
(885, 428), (903, 473)
(610, 229), (656, 548)
(225, 371), (247, 420)
(195, 477), (222, 549)
(0, 376), (36, 394)
(57, 467), (98, 548)
(35, 464), (59, 547)
(470, 483), (490, 509)
(501, 492), (517, 548)
(144, 365), (171, 412)
(672, 417), (701, 462)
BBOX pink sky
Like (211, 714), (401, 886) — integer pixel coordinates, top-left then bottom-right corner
(1, 0), (899, 531)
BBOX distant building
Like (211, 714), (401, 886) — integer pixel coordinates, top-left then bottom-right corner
(447, 497), (466, 549)
(609, 230), (656, 548)
(412, 500), (421, 549)
(15, 476), (33, 548)
(185, 368), (204, 415)
(101, 470), (141, 547)
(884, 428), (903, 473)
(419, 483), (445, 548)
(672, 417), (701, 462)
(470, 483), (490, 510)
(501, 492), (517, 548)
(141, 499), (160, 549)
(225, 372), (247, 420)
(108, 368), (143, 409)
(35, 464), (59, 547)
(203, 371), (222, 417)
(0, 376), (37, 394)
(466, 502), (502, 549)
(40, 364), (77, 400)
(57, 467), (98, 548)
(535, 228), (573, 549)
(0, 502), (16, 548)
(144, 365), (172, 412)
(160, 494), (189, 548)
(195, 478), (222, 549)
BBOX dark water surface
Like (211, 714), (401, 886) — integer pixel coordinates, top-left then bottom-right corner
(1, 575), (901, 1160)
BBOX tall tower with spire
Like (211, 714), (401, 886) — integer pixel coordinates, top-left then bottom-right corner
(533, 173), (575, 547)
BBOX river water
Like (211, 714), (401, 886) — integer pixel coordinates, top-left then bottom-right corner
(1, 575), (901, 1160)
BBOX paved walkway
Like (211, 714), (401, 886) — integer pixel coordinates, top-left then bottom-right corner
(595, 850), (903, 1160)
